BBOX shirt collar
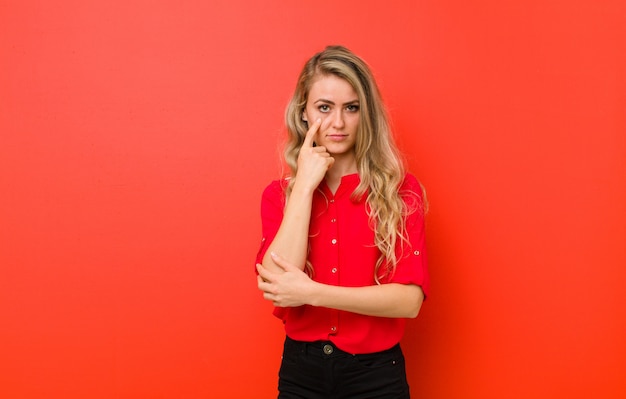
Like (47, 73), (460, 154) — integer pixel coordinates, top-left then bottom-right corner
(320, 173), (360, 199)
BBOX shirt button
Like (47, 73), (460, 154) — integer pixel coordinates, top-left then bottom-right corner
(330, 199), (335, 203)
(330, 326), (337, 332)
(414, 250), (420, 256)
(331, 218), (336, 223)
(331, 239), (337, 245)
(331, 267), (337, 273)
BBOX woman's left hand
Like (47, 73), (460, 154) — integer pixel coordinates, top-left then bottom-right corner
(256, 252), (316, 308)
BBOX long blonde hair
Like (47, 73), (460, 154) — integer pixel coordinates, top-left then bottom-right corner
(283, 45), (422, 282)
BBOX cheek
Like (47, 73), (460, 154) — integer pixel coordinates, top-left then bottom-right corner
(303, 107), (319, 123)
(348, 115), (360, 130)
(306, 107), (323, 120)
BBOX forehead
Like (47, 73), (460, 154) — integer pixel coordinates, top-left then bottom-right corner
(307, 74), (358, 101)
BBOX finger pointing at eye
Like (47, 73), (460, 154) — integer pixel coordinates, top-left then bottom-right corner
(303, 118), (322, 148)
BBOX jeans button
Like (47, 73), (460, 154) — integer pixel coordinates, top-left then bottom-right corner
(323, 344), (334, 355)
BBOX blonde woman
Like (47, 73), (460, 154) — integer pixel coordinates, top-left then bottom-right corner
(256, 45), (429, 398)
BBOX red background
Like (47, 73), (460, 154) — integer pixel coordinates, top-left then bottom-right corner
(1, 1), (625, 398)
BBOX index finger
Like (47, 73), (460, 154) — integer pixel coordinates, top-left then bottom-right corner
(302, 118), (322, 148)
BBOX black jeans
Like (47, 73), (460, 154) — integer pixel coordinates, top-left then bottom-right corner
(278, 336), (411, 399)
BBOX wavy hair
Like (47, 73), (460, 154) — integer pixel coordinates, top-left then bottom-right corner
(283, 45), (421, 283)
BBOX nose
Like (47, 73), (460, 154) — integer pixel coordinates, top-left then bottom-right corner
(330, 109), (345, 129)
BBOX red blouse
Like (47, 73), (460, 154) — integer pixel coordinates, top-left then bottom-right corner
(256, 173), (429, 354)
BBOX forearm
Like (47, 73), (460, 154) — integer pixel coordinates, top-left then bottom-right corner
(309, 282), (424, 319)
(262, 183), (315, 273)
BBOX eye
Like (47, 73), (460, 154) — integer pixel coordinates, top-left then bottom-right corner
(346, 104), (360, 112)
(318, 104), (330, 113)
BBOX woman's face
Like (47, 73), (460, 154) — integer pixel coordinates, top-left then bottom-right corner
(303, 74), (360, 158)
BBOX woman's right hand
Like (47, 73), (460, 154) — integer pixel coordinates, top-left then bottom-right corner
(294, 118), (334, 191)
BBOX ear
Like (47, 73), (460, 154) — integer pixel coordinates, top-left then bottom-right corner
(301, 110), (308, 122)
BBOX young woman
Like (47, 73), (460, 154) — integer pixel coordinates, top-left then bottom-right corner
(255, 45), (429, 398)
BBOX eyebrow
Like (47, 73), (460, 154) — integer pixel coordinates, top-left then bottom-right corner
(314, 99), (360, 106)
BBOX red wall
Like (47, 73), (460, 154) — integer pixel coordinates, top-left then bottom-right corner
(1, 1), (625, 398)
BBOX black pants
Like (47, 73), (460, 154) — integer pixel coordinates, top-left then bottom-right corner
(278, 336), (410, 399)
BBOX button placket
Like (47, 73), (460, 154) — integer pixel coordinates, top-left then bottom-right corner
(327, 194), (340, 336)
(328, 194), (339, 283)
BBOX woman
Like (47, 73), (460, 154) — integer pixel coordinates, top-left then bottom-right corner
(256, 45), (429, 398)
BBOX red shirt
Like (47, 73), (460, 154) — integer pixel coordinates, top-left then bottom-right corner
(256, 173), (429, 354)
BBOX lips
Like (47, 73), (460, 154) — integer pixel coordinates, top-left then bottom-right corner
(327, 134), (348, 141)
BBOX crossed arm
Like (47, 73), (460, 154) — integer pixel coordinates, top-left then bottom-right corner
(257, 253), (424, 319)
